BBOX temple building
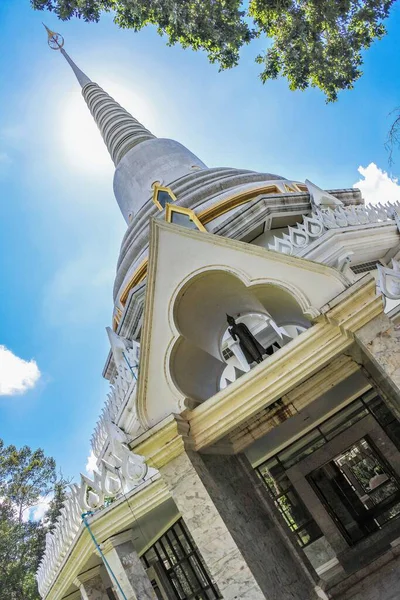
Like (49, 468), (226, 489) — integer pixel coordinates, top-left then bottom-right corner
(38, 26), (400, 600)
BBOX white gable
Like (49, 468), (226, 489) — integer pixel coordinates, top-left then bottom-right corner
(135, 220), (350, 430)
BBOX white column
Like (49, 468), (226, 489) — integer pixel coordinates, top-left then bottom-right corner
(354, 313), (400, 413)
(102, 531), (156, 600)
(74, 567), (109, 600)
(160, 450), (318, 600)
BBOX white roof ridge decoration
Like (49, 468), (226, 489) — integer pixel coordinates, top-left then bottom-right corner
(268, 200), (400, 258)
(390, 207), (400, 233)
(36, 424), (153, 598)
(90, 344), (141, 461)
(305, 179), (344, 207)
(106, 327), (138, 370)
(377, 258), (400, 300)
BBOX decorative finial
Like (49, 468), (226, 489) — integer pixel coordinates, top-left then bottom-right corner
(43, 23), (65, 50)
(43, 24), (92, 88)
(305, 179), (343, 209)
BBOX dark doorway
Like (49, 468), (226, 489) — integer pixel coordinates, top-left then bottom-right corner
(309, 437), (400, 545)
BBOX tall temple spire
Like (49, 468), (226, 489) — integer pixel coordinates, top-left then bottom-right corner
(45, 26), (207, 223)
(44, 25), (155, 166)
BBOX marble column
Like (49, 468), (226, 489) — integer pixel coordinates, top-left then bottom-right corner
(75, 567), (109, 600)
(353, 313), (400, 414)
(160, 450), (318, 600)
(102, 531), (156, 600)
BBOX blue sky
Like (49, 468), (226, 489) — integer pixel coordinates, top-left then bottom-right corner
(1, 0), (400, 482)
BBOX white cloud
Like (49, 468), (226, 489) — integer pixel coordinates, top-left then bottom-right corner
(26, 495), (52, 523)
(86, 450), (98, 475)
(353, 163), (400, 206)
(0, 345), (41, 396)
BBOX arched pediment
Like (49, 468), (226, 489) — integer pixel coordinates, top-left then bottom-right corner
(135, 219), (350, 430)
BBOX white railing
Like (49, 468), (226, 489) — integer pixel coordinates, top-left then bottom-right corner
(268, 201), (400, 256)
(36, 426), (152, 598)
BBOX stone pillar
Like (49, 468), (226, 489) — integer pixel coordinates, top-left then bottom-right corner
(160, 450), (318, 600)
(102, 531), (156, 600)
(353, 313), (400, 414)
(75, 567), (109, 600)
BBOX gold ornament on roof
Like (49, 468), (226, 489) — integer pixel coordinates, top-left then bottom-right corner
(43, 23), (64, 50)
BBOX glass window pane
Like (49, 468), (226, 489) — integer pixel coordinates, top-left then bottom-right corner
(258, 459), (291, 495)
(142, 520), (220, 599)
(174, 522), (192, 554)
(156, 189), (172, 209)
(170, 211), (198, 229)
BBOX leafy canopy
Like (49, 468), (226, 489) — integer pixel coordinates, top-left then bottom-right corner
(0, 440), (67, 600)
(32, 0), (395, 101)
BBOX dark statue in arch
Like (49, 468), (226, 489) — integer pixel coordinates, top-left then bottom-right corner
(226, 315), (274, 365)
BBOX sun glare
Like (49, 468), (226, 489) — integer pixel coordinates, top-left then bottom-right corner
(59, 80), (157, 174)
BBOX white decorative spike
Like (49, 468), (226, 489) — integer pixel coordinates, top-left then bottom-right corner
(287, 225), (309, 248)
(268, 200), (399, 263)
(106, 327), (132, 370)
(333, 206), (349, 227)
(390, 208), (400, 232)
(317, 208), (339, 229)
(37, 425), (154, 597)
(268, 236), (294, 255)
(303, 215), (325, 238)
(305, 180), (343, 208)
(377, 259), (400, 300)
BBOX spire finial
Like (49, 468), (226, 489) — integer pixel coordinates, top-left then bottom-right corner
(43, 23), (65, 50)
(43, 24), (91, 88)
(43, 23), (156, 192)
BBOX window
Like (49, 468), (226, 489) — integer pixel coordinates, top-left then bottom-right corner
(257, 457), (322, 547)
(165, 204), (206, 232)
(152, 183), (177, 210)
(222, 347), (234, 361)
(142, 519), (220, 600)
(256, 390), (400, 548)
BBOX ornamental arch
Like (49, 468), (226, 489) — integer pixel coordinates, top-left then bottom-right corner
(169, 268), (311, 404)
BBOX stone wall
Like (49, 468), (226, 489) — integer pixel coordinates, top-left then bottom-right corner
(329, 547), (400, 600)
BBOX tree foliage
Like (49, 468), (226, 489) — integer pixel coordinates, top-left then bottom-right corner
(0, 440), (67, 600)
(32, 0), (395, 101)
